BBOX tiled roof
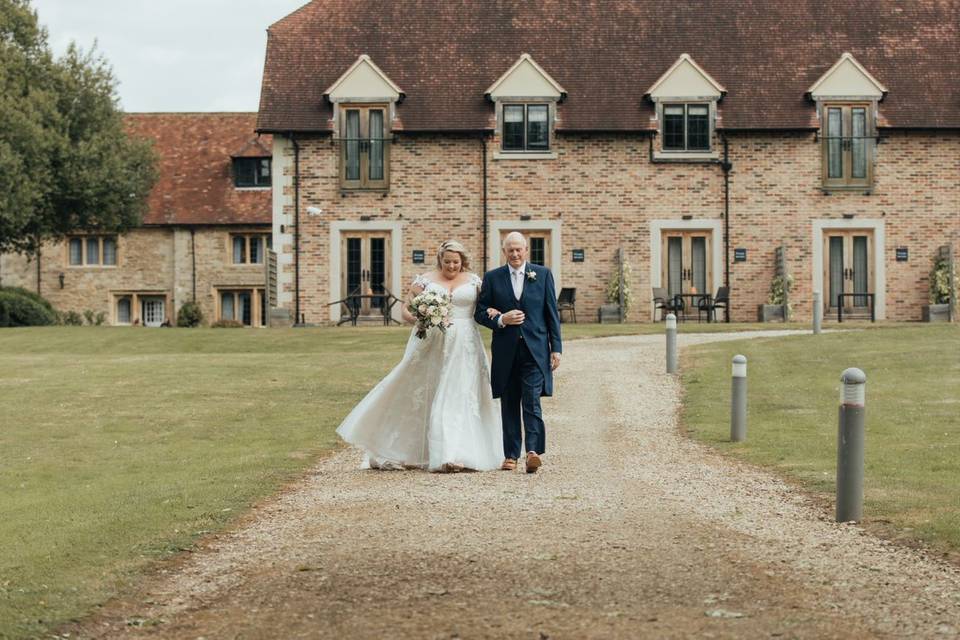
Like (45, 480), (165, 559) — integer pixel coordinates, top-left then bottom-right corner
(125, 113), (272, 226)
(257, 0), (960, 133)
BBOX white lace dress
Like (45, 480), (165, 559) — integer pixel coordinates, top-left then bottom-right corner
(335, 273), (503, 471)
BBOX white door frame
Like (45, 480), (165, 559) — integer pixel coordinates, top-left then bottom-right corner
(649, 219), (724, 320)
(812, 219), (885, 320)
(488, 219), (562, 291)
(329, 221), (404, 323)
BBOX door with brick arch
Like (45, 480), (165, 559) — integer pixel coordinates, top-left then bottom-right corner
(341, 231), (392, 317)
(661, 231), (713, 299)
(499, 230), (551, 268)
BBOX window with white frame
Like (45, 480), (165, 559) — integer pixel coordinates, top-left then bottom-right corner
(68, 236), (117, 267)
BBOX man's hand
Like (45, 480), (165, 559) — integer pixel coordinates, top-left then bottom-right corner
(486, 307), (501, 319)
(550, 352), (561, 371)
(500, 309), (525, 326)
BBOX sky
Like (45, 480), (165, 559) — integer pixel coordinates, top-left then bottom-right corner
(30, 0), (310, 112)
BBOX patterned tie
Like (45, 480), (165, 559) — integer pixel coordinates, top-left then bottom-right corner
(513, 270), (521, 299)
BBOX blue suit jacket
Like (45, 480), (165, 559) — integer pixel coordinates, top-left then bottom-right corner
(474, 263), (562, 399)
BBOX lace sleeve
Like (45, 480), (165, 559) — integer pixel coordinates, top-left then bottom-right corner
(470, 273), (482, 289)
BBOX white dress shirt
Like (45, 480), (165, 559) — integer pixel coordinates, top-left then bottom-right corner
(498, 262), (527, 328)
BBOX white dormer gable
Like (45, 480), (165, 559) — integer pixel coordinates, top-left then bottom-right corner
(646, 54), (725, 101)
(325, 54), (403, 102)
(808, 53), (887, 100)
(486, 54), (565, 101)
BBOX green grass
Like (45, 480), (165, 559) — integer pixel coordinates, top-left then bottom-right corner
(0, 326), (411, 638)
(681, 324), (960, 553)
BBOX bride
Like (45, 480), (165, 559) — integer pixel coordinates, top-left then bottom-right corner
(335, 240), (504, 472)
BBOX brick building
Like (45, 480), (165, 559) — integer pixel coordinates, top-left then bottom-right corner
(257, 0), (959, 324)
(0, 113), (273, 327)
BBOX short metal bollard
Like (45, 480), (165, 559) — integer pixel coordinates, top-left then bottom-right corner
(813, 291), (823, 335)
(730, 355), (747, 441)
(665, 313), (678, 374)
(836, 368), (866, 522)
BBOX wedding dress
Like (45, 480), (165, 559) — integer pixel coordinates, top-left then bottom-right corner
(335, 273), (503, 471)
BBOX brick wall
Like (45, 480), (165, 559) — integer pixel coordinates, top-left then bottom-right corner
(282, 127), (958, 324)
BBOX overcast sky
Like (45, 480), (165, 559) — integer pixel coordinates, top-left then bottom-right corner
(30, 0), (309, 112)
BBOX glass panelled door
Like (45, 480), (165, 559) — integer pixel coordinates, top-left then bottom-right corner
(141, 297), (165, 327)
(662, 231), (712, 299)
(824, 231), (873, 313)
(341, 231), (391, 316)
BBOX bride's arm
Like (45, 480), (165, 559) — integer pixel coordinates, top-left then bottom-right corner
(401, 281), (425, 324)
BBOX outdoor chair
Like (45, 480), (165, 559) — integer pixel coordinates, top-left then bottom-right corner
(557, 287), (577, 323)
(652, 287), (669, 321)
(664, 294), (685, 321)
(710, 286), (730, 322)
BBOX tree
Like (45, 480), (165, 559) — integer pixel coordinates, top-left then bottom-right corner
(0, 0), (157, 255)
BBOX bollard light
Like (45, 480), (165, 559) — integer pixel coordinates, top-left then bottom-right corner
(665, 314), (677, 330)
(836, 367), (866, 523)
(665, 313), (678, 374)
(730, 355), (747, 442)
(813, 291), (823, 335)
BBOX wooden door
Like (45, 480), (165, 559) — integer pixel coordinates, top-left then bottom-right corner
(341, 231), (392, 316)
(824, 231), (873, 312)
(661, 231), (712, 298)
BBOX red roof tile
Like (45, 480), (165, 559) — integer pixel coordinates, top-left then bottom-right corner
(257, 0), (960, 133)
(125, 113), (272, 226)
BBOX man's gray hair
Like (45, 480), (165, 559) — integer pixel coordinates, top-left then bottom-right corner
(501, 231), (528, 248)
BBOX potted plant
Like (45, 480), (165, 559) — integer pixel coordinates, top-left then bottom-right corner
(600, 258), (632, 323)
(759, 274), (792, 322)
(923, 254), (954, 322)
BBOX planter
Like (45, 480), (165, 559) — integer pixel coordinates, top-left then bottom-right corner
(598, 303), (622, 324)
(922, 303), (952, 322)
(757, 304), (787, 322)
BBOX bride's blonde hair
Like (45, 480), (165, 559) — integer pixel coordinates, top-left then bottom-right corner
(436, 240), (471, 272)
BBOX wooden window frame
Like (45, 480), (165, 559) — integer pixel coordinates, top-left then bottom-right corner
(339, 104), (390, 191)
(233, 157), (271, 188)
(501, 103), (551, 153)
(230, 233), (272, 265)
(821, 102), (875, 191)
(66, 235), (118, 268)
(216, 288), (267, 327)
(661, 103), (712, 153)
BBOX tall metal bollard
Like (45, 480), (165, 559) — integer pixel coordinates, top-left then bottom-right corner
(836, 368), (866, 522)
(730, 355), (747, 442)
(813, 291), (823, 335)
(665, 313), (678, 374)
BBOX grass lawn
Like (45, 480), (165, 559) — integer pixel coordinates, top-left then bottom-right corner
(681, 324), (960, 554)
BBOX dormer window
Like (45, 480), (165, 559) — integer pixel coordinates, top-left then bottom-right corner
(808, 53), (886, 191)
(486, 54), (565, 159)
(340, 104), (389, 189)
(325, 55), (402, 191)
(663, 104), (710, 151)
(502, 104), (550, 152)
(646, 54), (725, 161)
(234, 157), (271, 188)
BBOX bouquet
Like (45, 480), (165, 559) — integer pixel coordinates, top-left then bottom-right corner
(408, 289), (451, 339)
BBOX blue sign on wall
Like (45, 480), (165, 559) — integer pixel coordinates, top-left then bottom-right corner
(572, 249), (585, 262)
(412, 250), (425, 264)
(896, 247), (909, 262)
(734, 248), (747, 262)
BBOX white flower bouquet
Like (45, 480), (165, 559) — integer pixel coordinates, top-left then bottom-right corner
(408, 289), (451, 339)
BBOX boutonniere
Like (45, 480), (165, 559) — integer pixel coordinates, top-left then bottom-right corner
(526, 270), (537, 282)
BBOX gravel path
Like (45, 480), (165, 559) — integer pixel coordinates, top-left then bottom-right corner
(67, 332), (960, 639)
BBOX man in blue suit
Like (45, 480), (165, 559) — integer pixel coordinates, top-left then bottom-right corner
(475, 231), (562, 474)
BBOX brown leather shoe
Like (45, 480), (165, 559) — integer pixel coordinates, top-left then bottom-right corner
(525, 452), (542, 474)
(501, 458), (517, 471)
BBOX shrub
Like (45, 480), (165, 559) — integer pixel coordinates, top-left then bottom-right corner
(0, 290), (57, 327)
(211, 319), (244, 328)
(177, 301), (203, 327)
(605, 259), (633, 313)
(929, 255), (955, 305)
(94, 311), (107, 326)
(83, 309), (95, 325)
(60, 310), (84, 326)
(0, 286), (55, 313)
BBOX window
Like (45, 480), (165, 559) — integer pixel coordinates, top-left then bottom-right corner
(502, 104), (550, 152)
(231, 234), (271, 264)
(822, 104), (874, 189)
(233, 157), (271, 188)
(662, 104), (710, 152)
(67, 235), (117, 267)
(340, 104), (390, 190)
(218, 289), (266, 327)
(116, 297), (132, 324)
